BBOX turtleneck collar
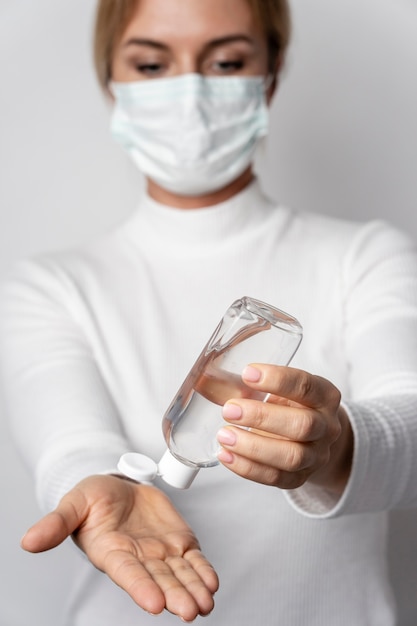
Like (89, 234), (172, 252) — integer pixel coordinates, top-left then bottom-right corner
(121, 178), (275, 250)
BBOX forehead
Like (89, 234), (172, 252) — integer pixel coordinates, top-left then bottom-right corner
(121, 0), (261, 43)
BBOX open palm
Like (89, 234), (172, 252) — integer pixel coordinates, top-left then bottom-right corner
(21, 475), (219, 622)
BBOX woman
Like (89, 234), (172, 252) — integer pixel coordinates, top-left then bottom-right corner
(1, 0), (417, 624)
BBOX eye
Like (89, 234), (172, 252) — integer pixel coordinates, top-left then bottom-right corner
(211, 60), (244, 74)
(135, 63), (165, 77)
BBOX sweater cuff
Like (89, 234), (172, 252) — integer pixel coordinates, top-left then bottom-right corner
(282, 403), (357, 519)
(283, 400), (381, 519)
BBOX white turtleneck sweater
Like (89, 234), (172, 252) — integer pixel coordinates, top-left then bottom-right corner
(1, 180), (417, 625)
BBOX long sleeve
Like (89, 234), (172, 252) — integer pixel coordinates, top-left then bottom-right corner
(0, 258), (130, 513)
(285, 220), (417, 518)
(1, 183), (412, 625)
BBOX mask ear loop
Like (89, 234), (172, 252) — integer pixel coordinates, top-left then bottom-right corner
(261, 74), (277, 108)
(253, 75), (274, 177)
(263, 74), (275, 92)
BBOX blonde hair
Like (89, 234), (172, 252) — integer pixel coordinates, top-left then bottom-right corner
(93, 0), (291, 91)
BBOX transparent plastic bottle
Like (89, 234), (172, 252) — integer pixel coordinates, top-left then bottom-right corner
(118, 297), (302, 489)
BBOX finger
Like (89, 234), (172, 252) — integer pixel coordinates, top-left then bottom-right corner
(222, 400), (327, 442)
(184, 549), (219, 594)
(103, 549), (166, 616)
(217, 426), (317, 474)
(242, 365), (341, 410)
(217, 446), (309, 489)
(166, 554), (216, 616)
(21, 487), (88, 553)
(144, 558), (203, 622)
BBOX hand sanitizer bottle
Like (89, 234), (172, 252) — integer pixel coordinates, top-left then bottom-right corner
(118, 297), (302, 489)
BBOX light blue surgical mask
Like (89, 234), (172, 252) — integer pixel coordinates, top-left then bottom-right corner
(110, 73), (269, 196)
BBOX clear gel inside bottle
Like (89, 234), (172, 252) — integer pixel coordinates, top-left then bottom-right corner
(160, 297), (303, 484)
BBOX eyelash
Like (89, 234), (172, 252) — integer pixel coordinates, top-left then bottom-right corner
(135, 59), (245, 77)
(213, 60), (244, 72)
(136, 63), (164, 76)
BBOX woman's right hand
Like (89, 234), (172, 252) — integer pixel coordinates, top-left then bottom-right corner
(21, 475), (219, 622)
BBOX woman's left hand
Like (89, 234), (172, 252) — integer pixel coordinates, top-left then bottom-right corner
(216, 364), (353, 494)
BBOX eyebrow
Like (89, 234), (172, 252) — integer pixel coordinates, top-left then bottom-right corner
(124, 38), (168, 51)
(123, 34), (255, 51)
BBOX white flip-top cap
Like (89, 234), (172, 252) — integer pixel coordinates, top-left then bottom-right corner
(118, 450), (199, 489)
(117, 453), (158, 485)
(157, 449), (199, 489)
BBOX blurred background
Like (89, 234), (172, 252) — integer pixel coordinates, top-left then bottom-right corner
(1, 0), (416, 623)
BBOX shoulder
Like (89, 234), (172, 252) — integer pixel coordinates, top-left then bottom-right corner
(0, 221), (131, 315)
(287, 211), (417, 298)
(263, 188), (417, 287)
(1, 209), (137, 286)
(278, 201), (416, 262)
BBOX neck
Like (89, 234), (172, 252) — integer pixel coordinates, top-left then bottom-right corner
(146, 167), (255, 209)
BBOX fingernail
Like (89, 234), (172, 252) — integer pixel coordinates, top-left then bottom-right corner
(217, 448), (234, 464)
(217, 428), (237, 446)
(242, 365), (261, 383)
(222, 403), (242, 420)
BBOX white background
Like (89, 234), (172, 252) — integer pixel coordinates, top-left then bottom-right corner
(1, 0), (417, 624)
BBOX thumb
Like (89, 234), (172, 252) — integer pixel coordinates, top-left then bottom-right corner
(21, 487), (88, 553)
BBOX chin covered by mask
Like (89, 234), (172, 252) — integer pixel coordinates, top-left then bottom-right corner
(110, 73), (269, 196)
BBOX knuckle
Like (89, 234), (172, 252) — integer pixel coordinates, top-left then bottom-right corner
(326, 414), (342, 443)
(243, 457), (280, 487)
(331, 418), (342, 442)
(284, 444), (306, 471)
(263, 466), (282, 487)
(242, 456), (260, 477)
(253, 401), (270, 428)
(326, 384), (342, 409)
(297, 372), (314, 399)
(294, 412), (317, 441)
(247, 434), (265, 459)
